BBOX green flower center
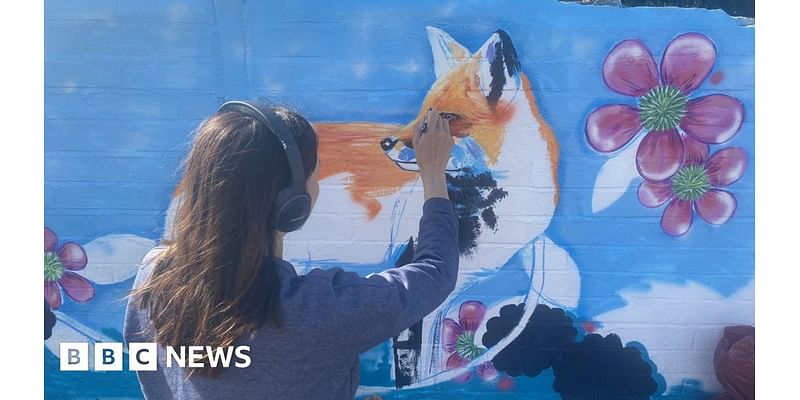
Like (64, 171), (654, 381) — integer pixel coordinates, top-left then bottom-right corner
(45, 252), (64, 282)
(671, 164), (711, 201)
(455, 331), (486, 360)
(639, 85), (688, 131)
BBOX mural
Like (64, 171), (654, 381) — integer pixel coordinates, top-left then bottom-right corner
(586, 33), (747, 236)
(44, 1), (754, 399)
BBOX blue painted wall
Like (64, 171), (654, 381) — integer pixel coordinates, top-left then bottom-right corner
(45, 1), (754, 398)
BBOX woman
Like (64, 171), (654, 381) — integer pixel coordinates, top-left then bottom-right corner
(124, 101), (459, 399)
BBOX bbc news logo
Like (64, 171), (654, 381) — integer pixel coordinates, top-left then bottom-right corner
(59, 343), (251, 371)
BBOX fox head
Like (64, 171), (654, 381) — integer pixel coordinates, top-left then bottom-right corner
(381, 27), (524, 167)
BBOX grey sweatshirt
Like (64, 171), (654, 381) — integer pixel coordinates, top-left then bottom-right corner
(123, 197), (459, 399)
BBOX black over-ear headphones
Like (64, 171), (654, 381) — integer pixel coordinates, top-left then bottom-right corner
(218, 100), (312, 233)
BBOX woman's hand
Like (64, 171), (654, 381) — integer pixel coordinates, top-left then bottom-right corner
(413, 108), (454, 201)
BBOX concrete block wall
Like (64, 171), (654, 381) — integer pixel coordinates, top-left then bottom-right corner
(44, 1), (754, 398)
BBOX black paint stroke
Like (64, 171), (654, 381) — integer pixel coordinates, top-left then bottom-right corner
(391, 237), (423, 388)
(553, 333), (658, 400)
(496, 29), (520, 78)
(486, 40), (506, 108)
(482, 303), (661, 399)
(45, 300), (56, 340)
(482, 304), (578, 378)
(486, 29), (521, 108)
(446, 169), (508, 256)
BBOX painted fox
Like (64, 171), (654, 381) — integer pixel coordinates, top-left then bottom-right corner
(165, 27), (580, 388)
(291, 27), (559, 271)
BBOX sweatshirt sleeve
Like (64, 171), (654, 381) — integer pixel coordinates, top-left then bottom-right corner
(298, 197), (459, 356)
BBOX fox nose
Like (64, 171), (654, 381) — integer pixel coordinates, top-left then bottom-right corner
(380, 136), (399, 151)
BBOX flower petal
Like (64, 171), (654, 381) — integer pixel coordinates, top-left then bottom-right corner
(58, 242), (88, 271)
(660, 33), (716, 94)
(459, 301), (487, 333)
(638, 180), (674, 208)
(446, 353), (472, 383)
(59, 272), (95, 303)
(442, 318), (463, 354)
(636, 129), (684, 182)
(681, 95), (744, 144)
(661, 198), (693, 236)
(45, 281), (62, 309)
(603, 39), (660, 96)
(446, 352), (471, 368)
(478, 362), (499, 382)
(586, 104), (643, 153)
(706, 147), (748, 187)
(45, 227), (57, 252)
(695, 189), (737, 225)
(682, 135), (709, 165)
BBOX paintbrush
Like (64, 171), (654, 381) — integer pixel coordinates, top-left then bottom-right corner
(421, 107), (458, 134)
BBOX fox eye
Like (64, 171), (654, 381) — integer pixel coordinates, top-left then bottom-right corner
(439, 112), (461, 121)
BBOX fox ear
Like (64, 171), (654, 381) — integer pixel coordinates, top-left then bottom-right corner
(475, 30), (521, 108)
(427, 26), (470, 78)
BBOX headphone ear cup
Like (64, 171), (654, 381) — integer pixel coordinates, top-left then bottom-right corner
(271, 189), (312, 233)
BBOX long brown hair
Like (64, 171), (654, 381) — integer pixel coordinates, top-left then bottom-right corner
(130, 106), (317, 377)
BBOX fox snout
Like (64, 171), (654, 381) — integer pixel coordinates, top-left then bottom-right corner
(379, 114), (469, 173)
(380, 116), (471, 151)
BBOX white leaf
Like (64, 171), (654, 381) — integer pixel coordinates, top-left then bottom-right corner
(591, 133), (644, 213)
(82, 234), (157, 285)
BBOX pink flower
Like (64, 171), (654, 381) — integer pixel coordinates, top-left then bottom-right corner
(586, 33), (744, 182)
(44, 227), (95, 309)
(442, 301), (498, 383)
(637, 144), (747, 236)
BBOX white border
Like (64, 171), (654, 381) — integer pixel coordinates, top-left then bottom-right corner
(0, 1), (791, 398)
(0, 1), (44, 398)
(757, 1), (799, 398)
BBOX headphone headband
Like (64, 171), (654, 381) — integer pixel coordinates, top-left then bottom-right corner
(217, 100), (312, 232)
(218, 101), (307, 195)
